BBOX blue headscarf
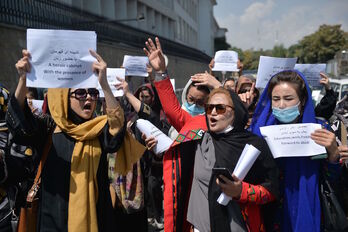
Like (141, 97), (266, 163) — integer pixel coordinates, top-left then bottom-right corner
(251, 70), (321, 232)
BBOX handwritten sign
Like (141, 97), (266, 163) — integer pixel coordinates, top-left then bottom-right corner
(259, 123), (326, 158)
(26, 29), (97, 88)
(295, 64), (326, 87)
(122, 55), (149, 77)
(256, 56), (297, 88)
(212, 50), (239, 72)
(98, 68), (125, 98)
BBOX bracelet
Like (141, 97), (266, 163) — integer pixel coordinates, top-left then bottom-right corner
(154, 71), (169, 81)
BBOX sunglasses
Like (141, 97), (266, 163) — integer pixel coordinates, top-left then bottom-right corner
(205, 104), (233, 115)
(70, 88), (99, 101)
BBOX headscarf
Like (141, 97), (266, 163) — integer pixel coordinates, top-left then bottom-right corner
(250, 70), (322, 231)
(208, 89), (279, 232)
(47, 89), (145, 231)
(48, 88), (107, 231)
(0, 85), (9, 121)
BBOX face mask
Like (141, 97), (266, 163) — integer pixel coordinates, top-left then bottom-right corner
(184, 101), (205, 116)
(272, 102), (300, 123)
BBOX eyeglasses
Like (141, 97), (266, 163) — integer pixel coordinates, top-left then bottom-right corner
(205, 104), (233, 115)
(70, 88), (99, 101)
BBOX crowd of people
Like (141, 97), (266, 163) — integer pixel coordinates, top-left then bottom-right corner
(0, 36), (346, 232)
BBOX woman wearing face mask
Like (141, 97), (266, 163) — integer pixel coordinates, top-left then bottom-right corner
(251, 70), (340, 232)
(7, 50), (145, 232)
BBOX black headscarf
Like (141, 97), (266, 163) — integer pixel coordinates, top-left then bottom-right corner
(208, 89), (279, 232)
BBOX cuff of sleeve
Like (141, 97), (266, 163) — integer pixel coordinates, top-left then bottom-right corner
(237, 182), (249, 203)
(106, 105), (124, 136)
(154, 71), (169, 81)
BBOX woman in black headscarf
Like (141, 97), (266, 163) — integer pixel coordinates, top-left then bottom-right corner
(186, 87), (279, 232)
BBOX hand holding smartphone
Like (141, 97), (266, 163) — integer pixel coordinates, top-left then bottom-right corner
(212, 167), (233, 183)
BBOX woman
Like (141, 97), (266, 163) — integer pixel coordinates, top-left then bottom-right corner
(8, 49), (144, 231)
(251, 70), (340, 232)
(188, 88), (278, 232)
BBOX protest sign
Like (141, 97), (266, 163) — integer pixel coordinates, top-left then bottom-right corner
(256, 56), (297, 88)
(136, 119), (173, 154)
(212, 50), (239, 72)
(260, 123), (326, 158)
(98, 68), (125, 97)
(26, 29), (97, 88)
(294, 64), (326, 87)
(122, 55), (149, 77)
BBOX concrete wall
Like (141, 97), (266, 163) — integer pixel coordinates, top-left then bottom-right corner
(0, 25), (209, 95)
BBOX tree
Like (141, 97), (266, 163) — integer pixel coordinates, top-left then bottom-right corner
(297, 24), (348, 63)
(272, 44), (287, 57)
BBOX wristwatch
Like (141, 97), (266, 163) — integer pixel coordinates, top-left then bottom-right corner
(154, 70), (169, 81)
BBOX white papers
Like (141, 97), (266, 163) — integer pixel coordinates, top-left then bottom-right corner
(26, 29), (97, 88)
(217, 144), (261, 206)
(233, 144), (261, 180)
(295, 64), (326, 87)
(28, 99), (44, 114)
(136, 119), (173, 154)
(122, 55), (149, 77)
(212, 50), (239, 72)
(98, 68), (125, 97)
(260, 123), (326, 158)
(256, 56), (297, 88)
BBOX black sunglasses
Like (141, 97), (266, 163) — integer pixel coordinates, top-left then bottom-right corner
(205, 104), (233, 115)
(70, 88), (99, 101)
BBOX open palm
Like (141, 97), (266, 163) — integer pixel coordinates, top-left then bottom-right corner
(143, 37), (166, 73)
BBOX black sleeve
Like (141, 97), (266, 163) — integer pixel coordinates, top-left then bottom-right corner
(138, 102), (163, 130)
(5, 94), (54, 149)
(101, 115), (127, 154)
(315, 89), (338, 120)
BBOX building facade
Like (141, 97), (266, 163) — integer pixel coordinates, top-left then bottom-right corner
(56, 0), (225, 56)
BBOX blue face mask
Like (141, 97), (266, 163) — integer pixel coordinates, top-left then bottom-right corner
(184, 101), (205, 116)
(272, 102), (301, 123)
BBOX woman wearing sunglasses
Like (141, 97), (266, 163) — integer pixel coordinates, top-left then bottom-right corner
(7, 49), (145, 232)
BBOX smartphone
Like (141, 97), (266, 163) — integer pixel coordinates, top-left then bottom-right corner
(212, 167), (233, 182)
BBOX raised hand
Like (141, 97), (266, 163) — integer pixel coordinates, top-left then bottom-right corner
(114, 77), (130, 95)
(238, 82), (255, 109)
(15, 50), (31, 78)
(191, 71), (221, 89)
(143, 37), (166, 73)
(89, 50), (107, 87)
(319, 72), (331, 90)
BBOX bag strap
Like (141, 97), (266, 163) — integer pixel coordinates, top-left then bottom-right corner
(26, 131), (53, 204)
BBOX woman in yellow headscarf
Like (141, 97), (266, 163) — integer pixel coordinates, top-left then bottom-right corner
(8, 49), (145, 231)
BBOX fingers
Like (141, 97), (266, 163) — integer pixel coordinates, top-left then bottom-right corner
(89, 49), (103, 62)
(143, 47), (150, 56)
(22, 49), (31, 58)
(155, 37), (162, 52)
(320, 72), (328, 79)
(148, 38), (156, 51)
(116, 76), (124, 82)
(250, 82), (255, 95)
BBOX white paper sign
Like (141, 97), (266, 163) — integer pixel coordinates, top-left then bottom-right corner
(136, 119), (173, 154)
(233, 144), (261, 180)
(294, 64), (326, 87)
(26, 29), (97, 88)
(217, 144), (261, 206)
(260, 123), (326, 158)
(98, 68), (125, 98)
(122, 55), (149, 77)
(27, 99), (44, 114)
(212, 50), (239, 72)
(256, 56), (297, 88)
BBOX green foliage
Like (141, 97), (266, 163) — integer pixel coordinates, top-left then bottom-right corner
(223, 24), (348, 69)
(298, 24), (347, 63)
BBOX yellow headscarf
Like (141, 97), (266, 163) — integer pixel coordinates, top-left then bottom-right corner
(47, 88), (145, 231)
